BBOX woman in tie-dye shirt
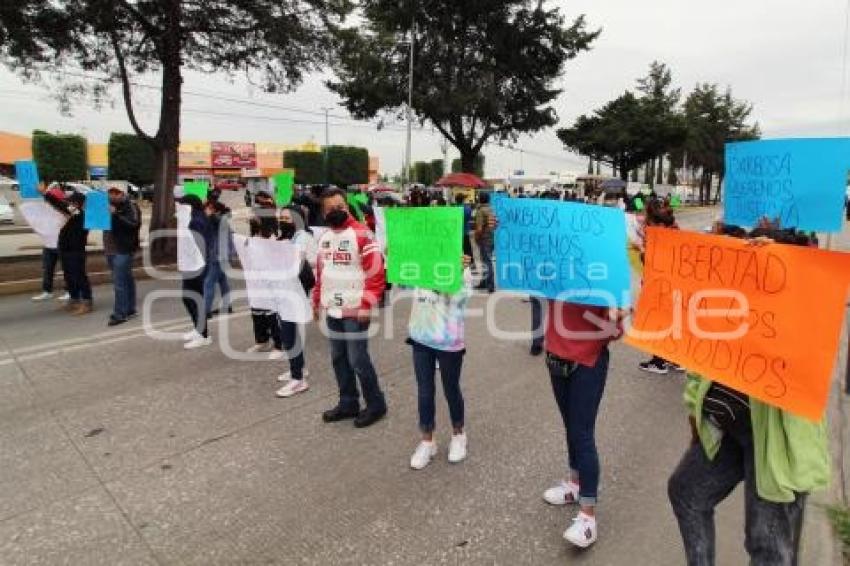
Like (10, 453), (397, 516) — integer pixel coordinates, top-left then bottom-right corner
(406, 266), (473, 470)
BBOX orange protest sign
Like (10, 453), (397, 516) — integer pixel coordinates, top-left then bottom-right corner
(625, 227), (850, 421)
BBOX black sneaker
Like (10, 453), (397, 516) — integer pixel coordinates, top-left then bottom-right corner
(638, 359), (669, 375)
(666, 362), (686, 372)
(353, 407), (387, 428)
(322, 406), (360, 423)
(529, 344), (543, 357)
(108, 317), (128, 327)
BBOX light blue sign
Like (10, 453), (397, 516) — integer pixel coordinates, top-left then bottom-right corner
(84, 190), (111, 231)
(14, 160), (40, 199)
(493, 198), (631, 307)
(724, 138), (850, 232)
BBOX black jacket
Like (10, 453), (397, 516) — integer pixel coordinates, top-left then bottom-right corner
(45, 193), (88, 253)
(107, 198), (142, 254)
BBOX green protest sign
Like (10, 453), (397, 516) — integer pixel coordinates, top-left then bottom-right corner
(671, 194), (682, 209)
(347, 192), (368, 221)
(184, 181), (209, 200)
(273, 171), (294, 206)
(385, 207), (463, 294)
(634, 197), (644, 211)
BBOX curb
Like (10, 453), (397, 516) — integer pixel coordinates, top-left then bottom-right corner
(0, 264), (176, 297)
(804, 308), (850, 564)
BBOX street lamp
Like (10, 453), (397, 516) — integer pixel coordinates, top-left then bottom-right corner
(321, 107), (331, 185)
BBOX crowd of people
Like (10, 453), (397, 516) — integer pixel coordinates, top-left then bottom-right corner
(25, 180), (834, 563)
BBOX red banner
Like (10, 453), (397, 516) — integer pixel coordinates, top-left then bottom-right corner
(211, 142), (256, 168)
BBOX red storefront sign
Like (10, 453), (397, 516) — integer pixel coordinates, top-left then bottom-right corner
(211, 142), (257, 168)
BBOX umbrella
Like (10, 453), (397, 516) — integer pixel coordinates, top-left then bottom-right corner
(434, 172), (487, 188)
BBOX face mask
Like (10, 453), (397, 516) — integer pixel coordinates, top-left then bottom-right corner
(278, 221), (296, 239)
(325, 209), (348, 228)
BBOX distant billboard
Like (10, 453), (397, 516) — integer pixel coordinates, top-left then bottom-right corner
(211, 141), (256, 168)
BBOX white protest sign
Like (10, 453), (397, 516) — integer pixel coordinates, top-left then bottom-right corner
(176, 204), (205, 273)
(233, 235), (311, 322)
(20, 201), (67, 249)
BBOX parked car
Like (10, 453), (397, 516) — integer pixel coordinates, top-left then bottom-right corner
(0, 196), (14, 224)
(139, 184), (155, 201)
(214, 179), (244, 191)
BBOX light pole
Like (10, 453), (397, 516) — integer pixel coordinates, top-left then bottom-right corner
(321, 107), (331, 185)
(403, 11), (416, 189)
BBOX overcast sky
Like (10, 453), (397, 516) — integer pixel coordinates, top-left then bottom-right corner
(1, 0), (849, 178)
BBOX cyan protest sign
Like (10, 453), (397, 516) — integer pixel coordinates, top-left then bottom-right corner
(724, 138), (850, 233)
(15, 160), (40, 199)
(84, 190), (111, 230)
(494, 198), (631, 307)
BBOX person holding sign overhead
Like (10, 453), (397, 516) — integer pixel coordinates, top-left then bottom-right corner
(313, 188), (388, 428)
(42, 188), (93, 316)
(666, 228), (830, 566)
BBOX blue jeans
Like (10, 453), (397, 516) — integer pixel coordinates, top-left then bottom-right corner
(203, 260), (231, 314)
(479, 241), (495, 292)
(278, 317), (305, 380)
(107, 254), (136, 319)
(411, 342), (465, 433)
(41, 247), (60, 293)
(326, 316), (386, 413)
(548, 348), (609, 506)
(530, 297), (544, 348)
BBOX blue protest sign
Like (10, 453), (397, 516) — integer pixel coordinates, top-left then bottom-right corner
(84, 190), (111, 231)
(14, 160), (40, 199)
(493, 198), (631, 307)
(724, 138), (850, 232)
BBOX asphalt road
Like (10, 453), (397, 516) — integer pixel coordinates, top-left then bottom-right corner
(0, 205), (844, 565)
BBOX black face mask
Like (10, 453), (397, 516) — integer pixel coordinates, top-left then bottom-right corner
(325, 209), (349, 228)
(278, 221), (296, 239)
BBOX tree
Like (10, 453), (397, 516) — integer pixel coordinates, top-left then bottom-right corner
(327, 146), (369, 186)
(108, 133), (155, 185)
(430, 159), (445, 181)
(413, 161), (433, 185)
(283, 151), (324, 185)
(683, 84), (760, 204)
(451, 155), (485, 177)
(557, 92), (657, 181)
(31, 130), (88, 182)
(1, 1), (349, 259)
(635, 61), (686, 187)
(328, 1), (598, 173)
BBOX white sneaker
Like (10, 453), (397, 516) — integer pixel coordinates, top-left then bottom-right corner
(563, 512), (597, 548)
(246, 342), (271, 353)
(410, 441), (438, 470)
(277, 368), (310, 382)
(448, 433), (467, 464)
(184, 334), (212, 350)
(31, 292), (53, 302)
(276, 379), (310, 398)
(268, 349), (285, 360)
(182, 330), (196, 341)
(543, 480), (580, 506)
(56, 292), (70, 302)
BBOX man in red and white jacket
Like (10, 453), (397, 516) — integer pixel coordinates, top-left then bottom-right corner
(313, 188), (387, 428)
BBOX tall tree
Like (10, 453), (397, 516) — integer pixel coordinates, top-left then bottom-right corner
(557, 92), (657, 181)
(108, 132), (155, 186)
(31, 130), (88, 182)
(635, 61), (685, 187)
(328, 0), (598, 173)
(0, 0), (349, 258)
(683, 83), (760, 204)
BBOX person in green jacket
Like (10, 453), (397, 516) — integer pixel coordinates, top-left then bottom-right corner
(667, 229), (830, 566)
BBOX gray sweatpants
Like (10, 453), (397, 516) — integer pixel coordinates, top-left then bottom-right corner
(667, 426), (806, 566)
